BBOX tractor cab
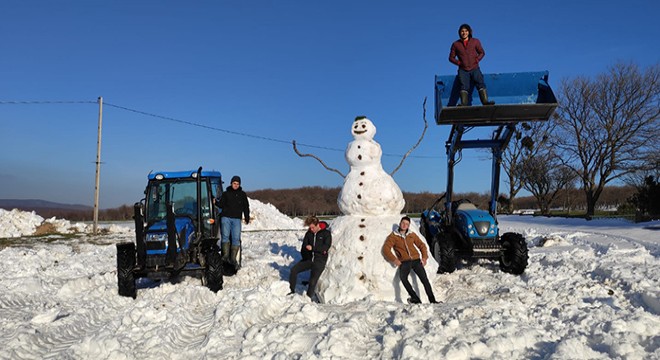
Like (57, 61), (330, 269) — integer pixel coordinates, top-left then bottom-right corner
(115, 167), (226, 299)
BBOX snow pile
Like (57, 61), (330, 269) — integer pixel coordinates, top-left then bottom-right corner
(244, 198), (304, 230)
(0, 208), (132, 238)
(0, 208), (44, 237)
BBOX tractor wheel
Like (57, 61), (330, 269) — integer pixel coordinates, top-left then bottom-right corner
(204, 244), (223, 293)
(116, 243), (137, 299)
(434, 233), (456, 274)
(499, 232), (529, 275)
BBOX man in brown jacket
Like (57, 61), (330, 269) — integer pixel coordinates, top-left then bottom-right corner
(382, 216), (438, 304)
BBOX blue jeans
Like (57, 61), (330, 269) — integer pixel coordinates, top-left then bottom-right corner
(457, 67), (486, 92)
(221, 217), (242, 246)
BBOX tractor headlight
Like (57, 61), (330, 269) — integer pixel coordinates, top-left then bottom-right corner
(155, 174), (164, 180)
(474, 221), (490, 236)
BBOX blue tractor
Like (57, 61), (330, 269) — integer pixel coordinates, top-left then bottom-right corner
(116, 167), (227, 298)
(420, 71), (558, 274)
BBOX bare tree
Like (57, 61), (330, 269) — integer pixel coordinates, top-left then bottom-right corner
(553, 62), (660, 218)
(502, 121), (554, 213)
(520, 151), (576, 215)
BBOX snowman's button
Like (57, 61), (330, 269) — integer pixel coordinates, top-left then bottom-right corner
(359, 182), (363, 186)
(358, 155), (362, 160)
(357, 194), (362, 199)
(359, 235), (365, 241)
(360, 171), (365, 175)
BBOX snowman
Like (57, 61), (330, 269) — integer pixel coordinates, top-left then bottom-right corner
(315, 116), (438, 304)
(337, 116), (405, 215)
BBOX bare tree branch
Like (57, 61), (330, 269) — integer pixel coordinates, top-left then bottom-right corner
(292, 140), (346, 178)
(390, 97), (429, 175)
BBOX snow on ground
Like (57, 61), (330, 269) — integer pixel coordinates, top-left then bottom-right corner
(0, 203), (658, 359)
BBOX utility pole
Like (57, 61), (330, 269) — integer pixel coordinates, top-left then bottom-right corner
(93, 96), (103, 234)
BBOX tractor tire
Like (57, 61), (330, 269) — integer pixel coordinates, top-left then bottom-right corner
(434, 233), (456, 274)
(116, 243), (137, 299)
(419, 216), (428, 239)
(499, 232), (528, 275)
(204, 245), (223, 293)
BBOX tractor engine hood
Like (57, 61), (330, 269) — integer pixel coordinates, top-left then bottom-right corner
(456, 209), (498, 237)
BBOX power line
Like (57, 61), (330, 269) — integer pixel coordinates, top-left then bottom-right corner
(0, 100), (96, 105)
(0, 99), (441, 159)
(103, 102), (440, 159)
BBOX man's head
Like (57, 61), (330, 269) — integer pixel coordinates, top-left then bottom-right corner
(399, 216), (411, 231)
(305, 215), (321, 232)
(458, 23), (472, 40)
(230, 175), (241, 190)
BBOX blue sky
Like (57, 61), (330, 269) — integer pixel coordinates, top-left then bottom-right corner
(1, 1), (659, 208)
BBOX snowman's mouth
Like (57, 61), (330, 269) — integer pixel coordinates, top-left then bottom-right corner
(354, 130), (367, 134)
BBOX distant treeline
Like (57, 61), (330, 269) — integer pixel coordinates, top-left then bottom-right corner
(5, 185), (635, 222)
(247, 185), (636, 217)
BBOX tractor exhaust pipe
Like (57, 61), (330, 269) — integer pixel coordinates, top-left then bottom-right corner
(165, 201), (177, 267)
(134, 202), (146, 268)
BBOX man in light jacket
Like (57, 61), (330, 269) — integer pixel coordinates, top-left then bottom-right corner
(383, 216), (438, 304)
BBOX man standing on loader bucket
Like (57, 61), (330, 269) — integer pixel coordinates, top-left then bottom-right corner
(217, 175), (250, 266)
(449, 23), (495, 106)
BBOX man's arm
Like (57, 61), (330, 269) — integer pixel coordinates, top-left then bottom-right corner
(449, 43), (460, 66)
(413, 233), (428, 259)
(475, 39), (485, 62)
(316, 232), (332, 255)
(242, 192), (250, 224)
(382, 236), (399, 264)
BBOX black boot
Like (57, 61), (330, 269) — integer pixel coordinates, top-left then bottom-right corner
(459, 90), (470, 106)
(230, 246), (240, 266)
(478, 88), (495, 105)
(221, 242), (230, 262)
(407, 295), (421, 304)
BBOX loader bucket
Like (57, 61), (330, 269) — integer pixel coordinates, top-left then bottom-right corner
(434, 71), (558, 125)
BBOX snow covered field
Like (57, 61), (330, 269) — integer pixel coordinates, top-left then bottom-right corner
(0, 204), (658, 359)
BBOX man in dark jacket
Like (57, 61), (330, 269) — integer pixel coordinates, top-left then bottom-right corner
(289, 215), (332, 301)
(217, 175), (250, 265)
(449, 23), (495, 106)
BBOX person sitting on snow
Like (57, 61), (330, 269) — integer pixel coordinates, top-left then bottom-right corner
(288, 215), (332, 301)
(382, 216), (438, 304)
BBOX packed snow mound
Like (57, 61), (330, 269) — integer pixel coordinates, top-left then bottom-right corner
(317, 214), (439, 304)
(244, 198), (304, 230)
(0, 209), (44, 237)
(0, 208), (132, 238)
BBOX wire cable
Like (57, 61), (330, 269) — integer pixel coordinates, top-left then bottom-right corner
(0, 99), (441, 159)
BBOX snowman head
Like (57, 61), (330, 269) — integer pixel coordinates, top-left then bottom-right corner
(352, 116), (376, 140)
